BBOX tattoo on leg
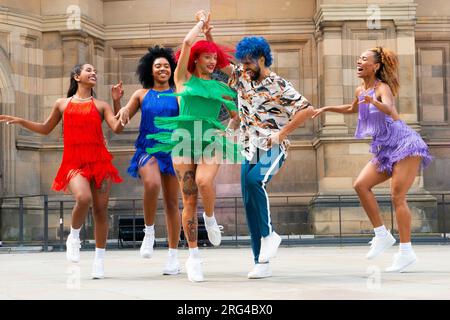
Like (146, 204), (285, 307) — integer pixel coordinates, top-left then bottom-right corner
(186, 217), (198, 242)
(100, 179), (108, 194)
(175, 169), (182, 182)
(182, 171), (198, 196)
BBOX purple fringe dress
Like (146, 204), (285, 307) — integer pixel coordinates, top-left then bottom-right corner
(355, 86), (432, 175)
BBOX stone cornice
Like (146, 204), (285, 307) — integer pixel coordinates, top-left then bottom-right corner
(16, 140), (61, 151)
(0, 6), (316, 41)
(105, 19), (315, 40)
(60, 30), (90, 43)
(0, 5), (42, 31)
(16, 140), (316, 153)
(416, 17), (450, 35)
(15, 140), (136, 153)
(6, 4), (447, 42)
(312, 136), (371, 150)
(314, 3), (417, 28)
(43, 15), (105, 40)
(288, 140), (315, 150)
(0, 6), (105, 39)
(427, 140), (450, 147)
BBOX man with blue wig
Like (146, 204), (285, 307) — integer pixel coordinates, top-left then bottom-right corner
(230, 36), (316, 278)
(205, 26), (315, 278)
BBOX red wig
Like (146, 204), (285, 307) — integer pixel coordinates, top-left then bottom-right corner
(175, 40), (234, 74)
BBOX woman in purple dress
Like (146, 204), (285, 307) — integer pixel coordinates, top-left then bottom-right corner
(313, 47), (432, 272)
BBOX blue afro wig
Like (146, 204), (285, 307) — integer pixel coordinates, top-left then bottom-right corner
(235, 36), (273, 67)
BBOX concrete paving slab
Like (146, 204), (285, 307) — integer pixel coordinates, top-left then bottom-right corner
(0, 245), (449, 300)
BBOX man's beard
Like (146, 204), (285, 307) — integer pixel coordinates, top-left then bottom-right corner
(250, 67), (261, 81)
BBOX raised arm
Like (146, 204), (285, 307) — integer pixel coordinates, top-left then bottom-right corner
(113, 88), (143, 126)
(175, 10), (207, 84)
(111, 81), (124, 114)
(201, 13), (234, 77)
(0, 99), (63, 135)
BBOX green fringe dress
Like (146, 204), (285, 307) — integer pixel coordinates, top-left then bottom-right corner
(146, 75), (242, 162)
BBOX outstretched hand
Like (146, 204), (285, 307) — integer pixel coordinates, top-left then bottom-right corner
(311, 108), (326, 119)
(195, 10), (207, 23)
(114, 107), (130, 127)
(111, 81), (124, 101)
(202, 12), (213, 35)
(0, 115), (22, 125)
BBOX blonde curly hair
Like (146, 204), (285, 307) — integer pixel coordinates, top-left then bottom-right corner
(370, 46), (400, 96)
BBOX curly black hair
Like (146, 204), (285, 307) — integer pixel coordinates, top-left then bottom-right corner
(136, 45), (176, 88)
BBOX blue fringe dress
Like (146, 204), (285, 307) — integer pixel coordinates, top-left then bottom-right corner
(127, 88), (179, 177)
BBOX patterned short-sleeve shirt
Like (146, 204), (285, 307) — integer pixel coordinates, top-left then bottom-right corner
(229, 64), (312, 161)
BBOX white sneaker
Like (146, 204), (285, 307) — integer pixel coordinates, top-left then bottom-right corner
(91, 259), (105, 279)
(163, 254), (181, 275)
(385, 251), (417, 273)
(247, 263), (272, 279)
(258, 231), (282, 263)
(140, 230), (155, 258)
(203, 212), (222, 246)
(66, 234), (81, 263)
(185, 257), (204, 282)
(366, 232), (396, 259)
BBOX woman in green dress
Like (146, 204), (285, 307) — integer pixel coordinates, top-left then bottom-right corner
(146, 10), (240, 282)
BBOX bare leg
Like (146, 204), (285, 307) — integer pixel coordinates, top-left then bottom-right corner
(161, 173), (181, 249)
(195, 160), (220, 216)
(138, 158), (162, 227)
(68, 174), (93, 229)
(353, 162), (391, 228)
(390, 156), (421, 243)
(173, 158), (198, 249)
(91, 179), (112, 249)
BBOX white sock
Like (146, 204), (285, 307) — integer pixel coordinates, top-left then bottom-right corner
(374, 225), (388, 238)
(70, 226), (81, 239)
(399, 242), (413, 253)
(204, 212), (217, 226)
(95, 248), (106, 260)
(168, 248), (178, 257)
(144, 224), (154, 234)
(189, 247), (199, 259)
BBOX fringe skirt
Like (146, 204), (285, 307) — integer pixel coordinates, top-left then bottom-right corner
(370, 119), (432, 175)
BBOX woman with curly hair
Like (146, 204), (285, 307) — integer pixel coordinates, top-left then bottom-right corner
(113, 46), (181, 275)
(145, 10), (240, 282)
(313, 47), (432, 272)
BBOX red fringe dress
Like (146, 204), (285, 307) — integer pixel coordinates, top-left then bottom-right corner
(52, 97), (122, 192)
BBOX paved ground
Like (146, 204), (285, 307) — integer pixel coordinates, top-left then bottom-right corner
(0, 244), (449, 300)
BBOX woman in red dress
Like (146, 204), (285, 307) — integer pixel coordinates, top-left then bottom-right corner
(0, 63), (124, 279)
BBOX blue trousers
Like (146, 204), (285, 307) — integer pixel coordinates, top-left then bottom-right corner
(241, 146), (286, 263)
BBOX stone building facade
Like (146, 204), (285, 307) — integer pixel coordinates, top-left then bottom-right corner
(0, 0), (449, 242)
